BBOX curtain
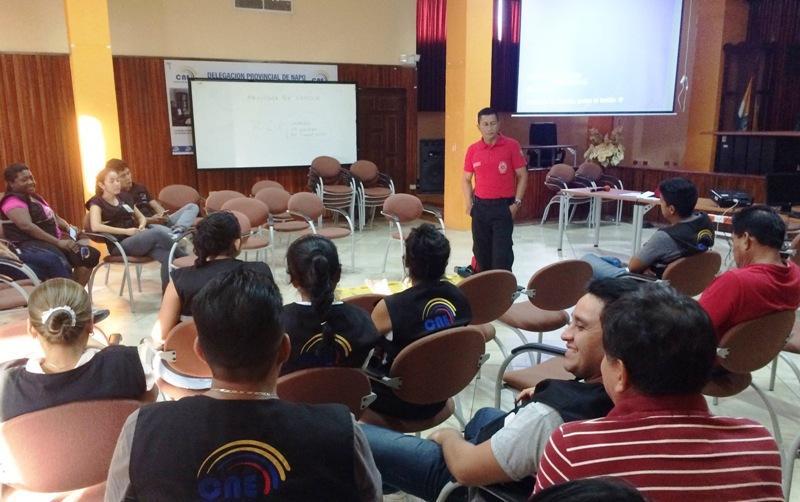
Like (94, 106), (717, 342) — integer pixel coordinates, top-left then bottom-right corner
(491, 0), (522, 112)
(417, 0), (447, 111)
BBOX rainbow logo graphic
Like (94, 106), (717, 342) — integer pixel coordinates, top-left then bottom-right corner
(422, 298), (458, 332)
(300, 333), (352, 358)
(196, 440), (290, 500)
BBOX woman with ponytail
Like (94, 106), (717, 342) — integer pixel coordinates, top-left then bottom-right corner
(0, 278), (153, 421)
(281, 234), (379, 375)
(154, 211), (274, 345)
(369, 223), (472, 419)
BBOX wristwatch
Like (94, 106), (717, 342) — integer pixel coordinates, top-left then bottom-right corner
(513, 199), (523, 206)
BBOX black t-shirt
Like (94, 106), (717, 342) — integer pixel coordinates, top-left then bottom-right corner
(127, 182), (155, 217)
(280, 302), (380, 375)
(171, 259), (274, 317)
(85, 193), (138, 230)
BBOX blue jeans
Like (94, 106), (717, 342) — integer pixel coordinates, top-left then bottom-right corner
(581, 253), (628, 280)
(361, 407), (506, 501)
(16, 241), (72, 280)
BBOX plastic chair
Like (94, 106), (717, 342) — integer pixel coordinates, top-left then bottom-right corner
(287, 192), (355, 269)
(251, 179), (284, 196)
(540, 163), (591, 225)
(360, 325), (489, 433)
(0, 399), (141, 499)
(349, 160), (395, 230)
(498, 260), (592, 367)
(342, 293), (385, 314)
(277, 367), (376, 419)
(380, 193), (444, 274)
(309, 156), (357, 227)
(457, 270), (519, 358)
(205, 190), (245, 213)
(220, 197), (271, 262)
(82, 214), (155, 313)
(702, 310), (796, 446)
(575, 161), (624, 224)
(156, 320), (211, 400)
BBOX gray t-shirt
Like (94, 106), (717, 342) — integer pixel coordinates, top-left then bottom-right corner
(490, 402), (564, 481)
(635, 213), (706, 268)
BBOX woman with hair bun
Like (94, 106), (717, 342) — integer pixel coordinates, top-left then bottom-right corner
(369, 223), (472, 419)
(281, 234), (379, 375)
(0, 278), (153, 422)
(154, 211), (275, 345)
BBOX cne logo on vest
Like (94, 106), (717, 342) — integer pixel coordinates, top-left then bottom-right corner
(300, 333), (352, 361)
(422, 298), (458, 332)
(196, 440), (291, 501)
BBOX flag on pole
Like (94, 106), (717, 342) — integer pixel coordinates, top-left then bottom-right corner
(737, 76), (754, 131)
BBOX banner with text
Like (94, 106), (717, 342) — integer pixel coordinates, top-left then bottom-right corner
(164, 59), (338, 155)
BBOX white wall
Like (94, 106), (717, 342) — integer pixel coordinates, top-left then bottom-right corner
(0, 0), (69, 53)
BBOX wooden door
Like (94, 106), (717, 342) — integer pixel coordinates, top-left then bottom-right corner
(357, 88), (407, 192)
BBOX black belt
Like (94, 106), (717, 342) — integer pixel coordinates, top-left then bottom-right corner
(474, 196), (514, 206)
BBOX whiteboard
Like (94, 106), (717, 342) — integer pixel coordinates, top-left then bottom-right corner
(190, 80), (357, 169)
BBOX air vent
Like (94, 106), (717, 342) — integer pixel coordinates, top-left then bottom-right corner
(234, 0), (292, 12)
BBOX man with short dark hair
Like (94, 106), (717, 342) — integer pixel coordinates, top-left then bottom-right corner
(106, 158), (199, 234)
(535, 283), (783, 500)
(105, 268), (381, 501)
(362, 278), (639, 501)
(699, 204), (800, 339)
(583, 177), (714, 279)
(461, 107), (527, 273)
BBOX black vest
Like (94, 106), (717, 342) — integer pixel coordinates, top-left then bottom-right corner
(382, 281), (472, 366)
(85, 194), (137, 230)
(127, 183), (155, 217)
(128, 397), (357, 501)
(0, 346), (146, 422)
(652, 212), (715, 276)
(0, 192), (59, 243)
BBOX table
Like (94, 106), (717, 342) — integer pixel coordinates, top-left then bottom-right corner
(520, 144), (578, 168)
(556, 188), (660, 254)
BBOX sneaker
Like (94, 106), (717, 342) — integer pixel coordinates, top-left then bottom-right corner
(92, 308), (110, 324)
(454, 265), (474, 278)
(170, 226), (186, 241)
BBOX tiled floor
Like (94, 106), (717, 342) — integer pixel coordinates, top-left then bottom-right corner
(3, 216), (799, 500)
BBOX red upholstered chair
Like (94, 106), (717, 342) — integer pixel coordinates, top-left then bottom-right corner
(277, 367), (376, 419)
(156, 320), (211, 400)
(0, 399), (141, 500)
(360, 325), (488, 433)
(82, 214), (156, 313)
(342, 293), (385, 314)
(540, 163), (591, 225)
(221, 197), (272, 262)
(205, 190), (245, 213)
(287, 192), (355, 269)
(349, 160), (395, 230)
(380, 193), (444, 274)
(251, 179), (284, 196)
(309, 156), (357, 227)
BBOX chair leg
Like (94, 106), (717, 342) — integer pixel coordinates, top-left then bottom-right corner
(506, 325), (536, 366)
(135, 264), (143, 292)
(750, 382), (783, 446)
(436, 481), (463, 502)
(615, 200), (623, 225)
(123, 264), (136, 313)
(493, 337), (509, 361)
(782, 431), (800, 499)
(104, 264), (111, 286)
(381, 235), (391, 273)
(769, 356), (778, 391)
(86, 264), (104, 307)
(779, 352), (800, 386)
(118, 268), (126, 297)
(540, 198), (557, 225)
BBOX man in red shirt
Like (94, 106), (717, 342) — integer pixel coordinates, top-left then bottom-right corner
(535, 282), (783, 501)
(699, 204), (800, 340)
(461, 108), (527, 272)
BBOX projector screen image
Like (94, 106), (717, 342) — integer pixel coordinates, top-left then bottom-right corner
(516, 0), (683, 115)
(190, 80), (357, 169)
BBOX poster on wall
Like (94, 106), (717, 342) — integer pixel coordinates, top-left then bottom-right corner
(164, 59), (338, 155)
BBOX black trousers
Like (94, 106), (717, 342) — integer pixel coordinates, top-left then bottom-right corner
(471, 197), (514, 272)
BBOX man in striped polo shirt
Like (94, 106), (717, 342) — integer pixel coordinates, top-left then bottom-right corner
(535, 282), (783, 501)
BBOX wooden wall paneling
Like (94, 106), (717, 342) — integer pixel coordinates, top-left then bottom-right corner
(0, 54), (85, 224)
(516, 169), (549, 222)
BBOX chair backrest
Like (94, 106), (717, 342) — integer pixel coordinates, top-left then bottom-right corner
(527, 260), (593, 311)
(163, 320), (211, 378)
(251, 179), (284, 195)
(716, 310), (796, 373)
(390, 325), (485, 404)
(228, 210), (252, 236)
(342, 293), (385, 314)
(458, 270), (518, 324)
(158, 184), (201, 211)
(310, 156), (342, 179)
(350, 160), (379, 183)
(661, 251), (722, 297)
(382, 193), (423, 223)
(277, 367), (374, 418)
(255, 187), (291, 215)
(784, 319), (800, 353)
(221, 197), (269, 227)
(575, 161), (603, 181)
(546, 163), (576, 184)
(0, 399), (141, 493)
(287, 192), (324, 220)
(205, 190), (245, 212)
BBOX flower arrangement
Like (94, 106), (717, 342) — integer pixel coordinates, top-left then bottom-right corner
(584, 126), (624, 167)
